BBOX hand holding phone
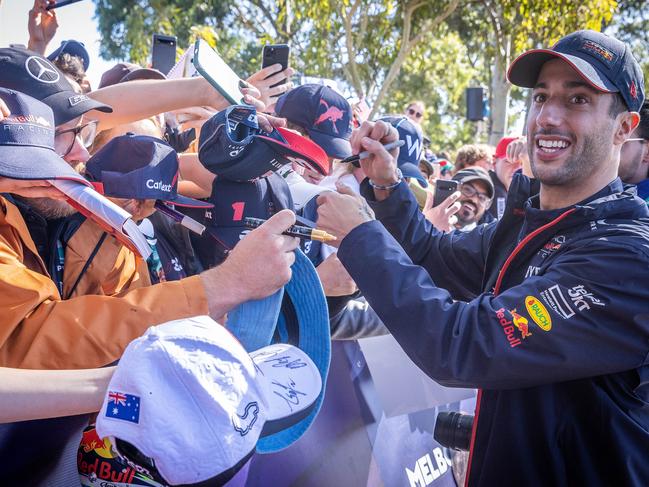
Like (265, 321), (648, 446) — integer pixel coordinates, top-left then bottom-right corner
(432, 179), (459, 207)
(424, 182), (461, 232)
(261, 44), (290, 96)
(192, 39), (244, 105)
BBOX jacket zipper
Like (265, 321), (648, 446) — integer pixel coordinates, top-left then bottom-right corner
(464, 207), (576, 487)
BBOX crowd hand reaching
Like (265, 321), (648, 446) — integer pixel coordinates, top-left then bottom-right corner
(246, 64), (295, 113)
(506, 138), (530, 170)
(423, 190), (460, 232)
(316, 253), (358, 297)
(201, 209), (299, 317)
(0, 178), (67, 200)
(316, 183), (375, 245)
(169, 106), (217, 132)
(27, 0), (58, 55)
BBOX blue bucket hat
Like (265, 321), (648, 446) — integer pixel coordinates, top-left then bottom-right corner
(227, 248), (331, 453)
(198, 105), (328, 182)
(508, 30), (645, 112)
(380, 116), (428, 187)
(47, 40), (90, 71)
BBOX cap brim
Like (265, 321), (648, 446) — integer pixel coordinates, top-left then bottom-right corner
(0, 145), (90, 186)
(507, 49), (618, 93)
(41, 90), (112, 126)
(400, 162), (428, 188)
(165, 193), (213, 209)
(307, 129), (352, 159)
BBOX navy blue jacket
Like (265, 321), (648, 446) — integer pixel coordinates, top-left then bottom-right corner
(336, 174), (649, 486)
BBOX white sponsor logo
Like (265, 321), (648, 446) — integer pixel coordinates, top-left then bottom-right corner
(406, 134), (422, 160)
(525, 266), (541, 278)
(25, 56), (60, 83)
(406, 448), (452, 487)
(146, 179), (172, 192)
(229, 144), (245, 157)
(171, 257), (183, 272)
(204, 211), (213, 220)
(568, 285), (605, 311)
(540, 284), (575, 319)
(68, 95), (89, 107)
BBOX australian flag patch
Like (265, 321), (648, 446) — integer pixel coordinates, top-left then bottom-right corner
(105, 391), (140, 424)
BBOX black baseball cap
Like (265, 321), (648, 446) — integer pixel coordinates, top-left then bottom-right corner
(186, 173), (293, 269)
(98, 62), (166, 89)
(198, 105), (329, 182)
(452, 167), (494, 199)
(508, 30), (645, 112)
(0, 47), (112, 125)
(47, 40), (90, 71)
(275, 84), (353, 158)
(85, 134), (212, 209)
(0, 88), (90, 186)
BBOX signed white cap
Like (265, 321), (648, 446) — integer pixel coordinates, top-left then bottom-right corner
(95, 315), (322, 486)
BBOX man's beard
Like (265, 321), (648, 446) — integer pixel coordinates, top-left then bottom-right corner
(530, 126), (612, 187)
(18, 196), (76, 219)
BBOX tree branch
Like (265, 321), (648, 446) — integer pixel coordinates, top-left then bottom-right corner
(341, 0), (365, 96)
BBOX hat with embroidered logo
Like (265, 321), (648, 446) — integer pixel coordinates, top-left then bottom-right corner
(379, 116), (428, 187)
(275, 84), (353, 159)
(85, 134), (212, 209)
(0, 88), (90, 186)
(508, 30), (645, 112)
(198, 104), (329, 182)
(95, 315), (322, 486)
(47, 39), (90, 71)
(0, 47), (112, 125)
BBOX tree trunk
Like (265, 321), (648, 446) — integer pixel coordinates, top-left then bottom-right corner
(488, 42), (511, 145)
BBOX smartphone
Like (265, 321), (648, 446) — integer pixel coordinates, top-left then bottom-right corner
(192, 39), (243, 105)
(432, 179), (459, 207)
(151, 34), (177, 75)
(262, 44), (290, 96)
(46, 0), (84, 10)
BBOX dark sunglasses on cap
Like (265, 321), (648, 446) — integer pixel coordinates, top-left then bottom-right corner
(54, 119), (98, 157)
(407, 107), (423, 119)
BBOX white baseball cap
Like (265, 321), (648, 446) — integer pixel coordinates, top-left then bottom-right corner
(95, 315), (322, 486)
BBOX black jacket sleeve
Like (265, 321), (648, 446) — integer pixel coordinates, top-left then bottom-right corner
(338, 220), (649, 389)
(360, 180), (495, 301)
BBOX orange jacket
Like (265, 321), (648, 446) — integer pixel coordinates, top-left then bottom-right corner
(62, 218), (151, 298)
(0, 196), (208, 369)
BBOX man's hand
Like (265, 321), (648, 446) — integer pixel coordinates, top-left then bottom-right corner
(422, 190), (460, 232)
(351, 120), (400, 186)
(506, 137), (531, 175)
(247, 64), (294, 113)
(316, 253), (357, 296)
(0, 178), (67, 200)
(200, 209), (299, 318)
(316, 183), (375, 245)
(0, 99), (9, 120)
(27, 0), (58, 55)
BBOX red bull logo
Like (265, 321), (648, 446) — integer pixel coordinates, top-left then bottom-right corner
(79, 427), (113, 459)
(511, 309), (532, 338)
(314, 100), (345, 134)
(496, 307), (524, 347)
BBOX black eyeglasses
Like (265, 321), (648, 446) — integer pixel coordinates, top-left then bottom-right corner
(408, 108), (423, 119)
(461, 183), (492, 207)
(54, 120), (98, 157)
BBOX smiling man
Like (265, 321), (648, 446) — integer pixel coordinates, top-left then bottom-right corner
(317, 30), (649, 486)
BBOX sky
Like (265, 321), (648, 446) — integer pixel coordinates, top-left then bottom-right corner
(0, 0), (116, 88)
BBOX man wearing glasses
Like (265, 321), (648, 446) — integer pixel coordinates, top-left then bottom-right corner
(619, 101), (649, 203)
(404, 100), (426, 125)
(451, 167), (494, 231)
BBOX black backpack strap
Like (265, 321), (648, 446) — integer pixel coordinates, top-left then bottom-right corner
(64, 231), (107, 299)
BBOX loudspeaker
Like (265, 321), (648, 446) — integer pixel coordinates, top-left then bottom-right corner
(466, 87), (485, 121)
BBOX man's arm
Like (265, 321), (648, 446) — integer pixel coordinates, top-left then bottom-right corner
(0, 208), (298, 370)
(338, 222), (649, 389)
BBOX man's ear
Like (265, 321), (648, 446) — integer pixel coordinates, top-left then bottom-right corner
(614, 112), (640, 145)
